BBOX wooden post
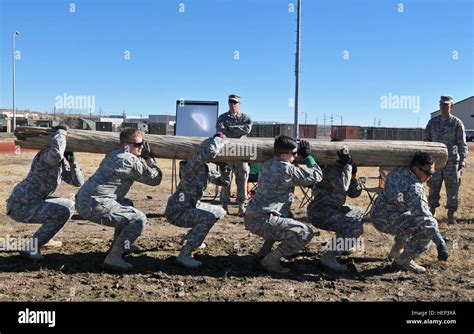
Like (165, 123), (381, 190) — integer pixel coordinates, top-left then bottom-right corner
(14, 127), (448, 167)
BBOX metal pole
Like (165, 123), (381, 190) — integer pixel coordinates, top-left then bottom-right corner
(12, 32), (20, 132)
(293, 0), (301, 139)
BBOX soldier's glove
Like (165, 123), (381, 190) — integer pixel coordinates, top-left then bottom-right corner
(64, 151), (75, 164)
(351, 164), (358, 177)
(140, 141), (152, 159)
(337, 148), (352, 165)
(437, 242), (449, 261)
(214, 132), (225, 139)
(52, 124), (68, 132)
(217, 162), (232, 172)
(297, 140), (311, 158)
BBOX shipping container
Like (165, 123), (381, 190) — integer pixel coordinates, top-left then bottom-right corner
(122, 122), (148, 134)
(275, 124), (318, 139)
(148, 123), (167, 135)
(249, 124), (280, 138)
(360, 127), (424, 141)
(35, 120), (52, 128)
(331, 126), (361, 140)
(299, 124), (318, 139)
(95, 121), (113, 132)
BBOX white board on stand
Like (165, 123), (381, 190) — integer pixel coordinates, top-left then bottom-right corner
(175, 100), (219, 137)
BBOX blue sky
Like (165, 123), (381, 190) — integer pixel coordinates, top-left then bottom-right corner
(0, 0), (472, 127)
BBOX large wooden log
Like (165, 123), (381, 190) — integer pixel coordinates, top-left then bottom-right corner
(14, 127), (448, 167)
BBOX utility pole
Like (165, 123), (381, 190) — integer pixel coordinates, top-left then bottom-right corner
(293, 0), (302, 139)
(12, 31), (20, 132)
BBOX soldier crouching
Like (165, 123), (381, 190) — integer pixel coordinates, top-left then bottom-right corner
(307, 147), (364, 271)
(370, 152), (446, 274)
(6, 125), (84, 261)
(244, 135), (323, 274)
(164, 132), (231, 268)
(75, 128), (162, 272)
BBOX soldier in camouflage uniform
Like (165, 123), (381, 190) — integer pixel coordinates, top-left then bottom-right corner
(6, 125), (84, 261)
(307, 147), (364, 271)
(245, 136), (322, 274)
(165, 133), (231, 268)
(425, 95), (468, 223)
(76, 128), (162, 272)
(216, 94), (252, 216)
(370, 153), (448, 273)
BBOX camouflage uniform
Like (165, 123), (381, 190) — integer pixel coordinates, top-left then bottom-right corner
(425, 113), (467, 212)
(165, 137), (231, 249)
(6, 129), (84, 247)
(216, 110), (252, 205)
(244, 157), (322, 257)
(307, 164), (364, 243)
(370, 167), (440, 257)
(75, 149), (162, 252)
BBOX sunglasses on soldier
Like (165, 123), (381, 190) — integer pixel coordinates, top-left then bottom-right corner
(125, 141), (144, 148)
(419, 167), (434, 177)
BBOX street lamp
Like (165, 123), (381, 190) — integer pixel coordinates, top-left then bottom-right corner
(12, 31), (20, 132)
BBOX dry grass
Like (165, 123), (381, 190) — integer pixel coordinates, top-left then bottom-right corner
(0, 145), (472, 301)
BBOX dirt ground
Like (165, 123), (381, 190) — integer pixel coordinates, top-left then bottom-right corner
(0, 143), (472, 302)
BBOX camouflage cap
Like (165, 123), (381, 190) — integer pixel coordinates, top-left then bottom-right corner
(440, 95), (453, 104)
(228, 94), (241, 103)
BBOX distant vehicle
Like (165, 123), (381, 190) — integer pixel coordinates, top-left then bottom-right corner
(466, 130), (474, 142)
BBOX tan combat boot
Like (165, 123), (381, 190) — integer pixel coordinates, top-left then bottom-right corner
(320, 251), (348, 271)
(176, 244), (202, 268)
(261, 249), (290, 274)
(395, 252), (426, 274)
(256, 240), (275, 259)
(43, 239), (63, 249)
(388, 239), (405, 261)
(104, 246), (133, 272)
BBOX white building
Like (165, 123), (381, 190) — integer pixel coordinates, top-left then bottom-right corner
(431, 96), (474, 130)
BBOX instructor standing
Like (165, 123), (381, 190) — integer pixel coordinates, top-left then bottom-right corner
(216, 93), (252, 216)
(425, 95), (468, 223)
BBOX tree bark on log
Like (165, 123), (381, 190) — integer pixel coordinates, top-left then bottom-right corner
(14, 127), (448, 167)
